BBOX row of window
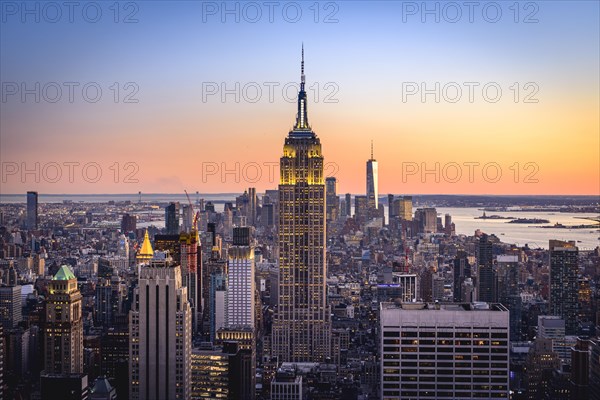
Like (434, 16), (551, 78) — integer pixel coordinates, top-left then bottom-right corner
(383, 331), (508, 338)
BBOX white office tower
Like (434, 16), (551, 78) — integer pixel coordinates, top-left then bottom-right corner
(380, 302), (510, 399)
(129, 258), (192, 400)
(226, 227), (255, 328)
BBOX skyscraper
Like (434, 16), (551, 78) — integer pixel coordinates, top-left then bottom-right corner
(43, 265), (83, 375)
(344, 193), (351, 217)
(165, 202), (180, 234)
(248, 187), (257, 226)
(398, 196), (413, 221)
(0, 285), (22, 329)
(121, 213), (137, 233)
(477, 234), (496, 302)
(226, 227), (255, 329)
(366, 141), (378, 212)
(549, 239), (579, 335)
(387, 194), (395, 222)
(26, 191), (38, 230)
(453, 251), (470, 302)
(415, 207), (437, 233)
(497, 255), (522, 341)
(325, 177), (338, 222)
(272, 47), (331, 362)
(180, 230), (201, 335)
(129, 258), (192, 400)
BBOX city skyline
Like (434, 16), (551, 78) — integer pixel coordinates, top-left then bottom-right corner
(1, 1), (598, 195)
(1, 3), (599, 399)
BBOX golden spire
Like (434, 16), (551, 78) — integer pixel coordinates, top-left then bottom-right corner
(137, 229), (153, 261)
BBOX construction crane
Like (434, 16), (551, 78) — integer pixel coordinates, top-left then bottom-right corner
(184, 190), (201, 233)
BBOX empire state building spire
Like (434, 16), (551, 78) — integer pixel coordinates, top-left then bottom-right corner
(295, 44), (310, 130)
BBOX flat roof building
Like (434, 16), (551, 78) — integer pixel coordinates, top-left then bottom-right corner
(380, 302), (510, 399)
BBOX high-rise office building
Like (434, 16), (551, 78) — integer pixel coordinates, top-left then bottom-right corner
(121, 213), (137, 233)
(398, 196), (412, 221)
(43, 265), (83, 375)
(165, 202), (180, 235)
(537, 315), (577, 364)
(415, 207), (437, 233)
(272, 48), (331, 363)
(453, 251), (470, 302)
(570, 338), (590, 399)
(181, 204), (194, 233)
(388, 194), (395, 222)
(525, 337), (561, 400)
(129, 258), (192, 400)
(248, 187), (257, 226)
(497, 255), (522, 341)
(380, 302), (510, 399)
(344, 193), (352, 217)
(325, 177), (338, 222)
(477, 234), (496, 303)
(191, 345), (230, 399)
(549, 239), (579, 335)
(26, 191), (38, 230)
(100, 326), (129, 399)
(366, 141), (378, 211)
(180, 231), (202, 336)
(0, 285), (22, 329)
(226, 227), (255, 329)
(354, 195), (368, 224)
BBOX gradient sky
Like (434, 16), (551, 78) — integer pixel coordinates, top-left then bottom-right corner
(1, 1), (598, 195)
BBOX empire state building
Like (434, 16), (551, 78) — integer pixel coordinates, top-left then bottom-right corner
(272, 47), (331, 362)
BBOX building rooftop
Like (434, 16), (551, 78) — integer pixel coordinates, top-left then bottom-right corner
(381, 302), (508, 312)
(53, 265), (76, 281)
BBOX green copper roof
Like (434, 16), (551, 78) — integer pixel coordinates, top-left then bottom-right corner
(54, 265), (76, 281)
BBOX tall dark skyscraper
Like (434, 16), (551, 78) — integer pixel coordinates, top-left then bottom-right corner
(549, 239), (579, 335)
(452, 251), (470, 302)
(248, 187), (257, 226)
(272, 47), (331, 362)
(366, 141), (378, 212)
(165, 202), (180, 234)
(477, 234), (495, 302)
(344, 193), (352, 217)
(387, 194), (395, 222)
(26, 191), (38, 229)
(325, 177), (338, 222)
(121, 213), (137, 233)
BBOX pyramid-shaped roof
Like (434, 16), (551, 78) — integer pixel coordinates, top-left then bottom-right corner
(54, 265), (76, 280)
(137, 229), (153, 260)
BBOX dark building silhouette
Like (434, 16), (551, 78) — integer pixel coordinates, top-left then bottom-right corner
(27, 191), (38, 230)
(477, 234), (495, 302)
(121, 213), (137, 233)
(549, 240), (579, 335)
(165, 202), (180, 234)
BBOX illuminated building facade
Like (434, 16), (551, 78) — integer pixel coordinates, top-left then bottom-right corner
(272, 47), (331, 362)
(43, 265), (83, 375)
